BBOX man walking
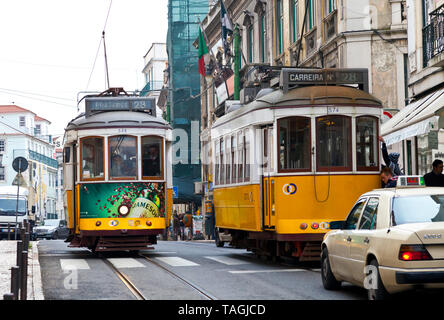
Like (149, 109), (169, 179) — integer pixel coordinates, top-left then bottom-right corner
(423, 159), (444, 187)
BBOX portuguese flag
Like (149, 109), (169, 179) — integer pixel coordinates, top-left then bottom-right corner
(198, 27), (209, 76)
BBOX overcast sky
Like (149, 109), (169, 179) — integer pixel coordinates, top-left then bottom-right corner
(0, 0), (168, 136)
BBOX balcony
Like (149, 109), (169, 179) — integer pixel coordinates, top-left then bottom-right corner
(423, 4), (444, 68)
(29, 150), (58, 169)
(140, 81), (164, 96)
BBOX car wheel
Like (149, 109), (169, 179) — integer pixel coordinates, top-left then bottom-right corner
(321, 247), (341, 290)
(52, 232), (58, 240)
(367, 259), (389, 300)
(215, 229), (225, 248)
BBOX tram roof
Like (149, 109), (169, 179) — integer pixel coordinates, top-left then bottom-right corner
(256, 85), (382, 106)
(212, 85), (382, 130)
(65, 111), (171, 131)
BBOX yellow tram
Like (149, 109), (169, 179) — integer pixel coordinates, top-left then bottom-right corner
(63, 89), (173, 252)
(211, 68), (382, 260)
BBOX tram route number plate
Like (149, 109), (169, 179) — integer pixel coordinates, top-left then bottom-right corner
(327, 106), (339, 114)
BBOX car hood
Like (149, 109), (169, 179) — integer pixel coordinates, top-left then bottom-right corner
(35, 226), (56, 231)
(394, 222), (444, 244)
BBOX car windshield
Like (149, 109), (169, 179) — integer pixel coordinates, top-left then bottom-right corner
(44, 220), (60, 227)
(392, 194), (444, 225)
(0, 199), (26, 216)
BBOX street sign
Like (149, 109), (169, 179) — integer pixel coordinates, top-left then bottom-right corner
(172, 186), (178, 199)
(12, 157), (28, 173)
(85, 96), (156, 117)
(12, 173), (27, 187)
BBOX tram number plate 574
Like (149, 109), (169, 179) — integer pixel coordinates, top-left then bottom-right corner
(327, 106), (339, 114)
(118, 128), (127, 133)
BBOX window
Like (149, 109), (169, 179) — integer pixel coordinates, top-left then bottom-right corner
(260, 13), (268, 62)
(0, 166), (4, 181)
(316, 115), (351, 171)
(393, 195), (444, 225)
(35, 124), (41, 135)
(215, 140), (220, 185)
(325, 0), (336, 15)
(278, 117), (311, 172)
(356, 116), (378, 171)
(248, 24), (254, 63)
(344, 199), (367, 230)
(307, 0), (316, 30)
(291, 0), (299, 43)
(109, 136), (137, 179)
(231, 136), (237, 183)
(238, 132), (244, 183)
(63, 147), (70, 163)
(226, 138), (230, 184)
(81, 137), (104, 180)
(142, 136), (163, 179)
(19, 116), (25, 127)
(359, 197), (379, 230)
(0, 140), (5, 152)
(220, 138), (225, 185)
(244, 129), (250, 181)
(276, 0), (284, 55)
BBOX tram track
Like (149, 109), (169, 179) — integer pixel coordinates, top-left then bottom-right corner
(101, 257), (148, 300)
(139, 253), (217, 300)
(100, 253), (216, 300)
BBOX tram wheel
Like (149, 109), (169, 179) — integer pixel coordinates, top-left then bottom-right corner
(215, 229), (225, 247)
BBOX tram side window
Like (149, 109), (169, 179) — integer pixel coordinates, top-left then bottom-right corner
(244, 129), (250, 182)
(231, 136), (237, 183)
(63, 147), (70, 163)
(278, 117), (311, 171)
(316, 115), (351, 171)
(238, 132), (244, 183)
(142, 136), (163, 178)
(226, 138), (230, 184)
(356, 116), (378, 171)
(81, 137), (104, 180)
(220, 138), (225, 185)
(109, 135), (137, 179)
(215, 140), (220, 185)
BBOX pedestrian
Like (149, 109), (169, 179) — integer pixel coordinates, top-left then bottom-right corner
(172, 210), (180, 241)
(179, 214), (185, 241)
(423, 159), (444, 187)
(379, 136), (403, 176)
(380, 167), (397, 188)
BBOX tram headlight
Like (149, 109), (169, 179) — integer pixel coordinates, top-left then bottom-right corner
(118, 204), (130, 217)
(311, 222), (319, 230)
(300, 223), (308, 230)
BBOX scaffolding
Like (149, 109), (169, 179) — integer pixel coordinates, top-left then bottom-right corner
(167, 0), (208, 205)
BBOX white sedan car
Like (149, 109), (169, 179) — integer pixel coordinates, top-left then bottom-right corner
(321, 176), (444, 300)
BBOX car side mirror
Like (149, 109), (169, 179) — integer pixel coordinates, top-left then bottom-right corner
(329, 220), (345, 230)
(31, 206), (36, 214)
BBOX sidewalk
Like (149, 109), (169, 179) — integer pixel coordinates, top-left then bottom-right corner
(0, 241), (44, 300)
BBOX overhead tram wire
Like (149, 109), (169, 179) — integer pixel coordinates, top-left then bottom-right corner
(0, 89), (77, 109)
(84, 0), (113, 93)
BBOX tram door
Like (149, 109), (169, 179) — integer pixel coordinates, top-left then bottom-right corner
(262, 127), (276, 230)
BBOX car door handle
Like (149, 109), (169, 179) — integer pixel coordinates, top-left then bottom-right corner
(364, 237), (370, 244)
(347, 236), (352, 242)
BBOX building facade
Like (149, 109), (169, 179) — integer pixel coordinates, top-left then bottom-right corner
(140, 42), (168, 118)
(198, 0), (408, 236)
(381, 0), (444, 176)
(0, 105), (58, 222)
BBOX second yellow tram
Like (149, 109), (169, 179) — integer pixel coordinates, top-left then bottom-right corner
(211, 68), (382, 260)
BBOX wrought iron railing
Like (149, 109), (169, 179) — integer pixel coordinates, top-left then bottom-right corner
(423, 4), (444, 68)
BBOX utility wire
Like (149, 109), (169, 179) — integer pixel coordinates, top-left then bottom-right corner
(85, 0), (113, 91)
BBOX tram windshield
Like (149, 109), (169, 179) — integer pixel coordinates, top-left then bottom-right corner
(316, 116), (351, 171)
(142, 137), (162, 178)
(109, 136), (137, 179)
(81, 137), (104, 179)
(356, 116), (378, 170)
(278, 117), (311, 171)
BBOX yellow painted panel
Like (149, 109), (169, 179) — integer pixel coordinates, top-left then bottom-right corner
(79, 217), (166, 231)
(66, 190), (74, 229)
(166, 188), (173, 227)
(214, 184), (261, 232)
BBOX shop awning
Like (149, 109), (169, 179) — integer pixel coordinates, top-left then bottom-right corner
(381, 89), (444, 146)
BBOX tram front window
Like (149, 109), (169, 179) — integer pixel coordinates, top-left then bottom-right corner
(109, 136), (137, 179)
(142, 137), (162, 178)
(356, 116), (378, 170)
(278, 117), (311, 171)
(316, 116), (351, 171)
(81, 137), (104, 180)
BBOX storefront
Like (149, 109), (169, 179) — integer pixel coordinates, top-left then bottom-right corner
(381, 89), (444, 175)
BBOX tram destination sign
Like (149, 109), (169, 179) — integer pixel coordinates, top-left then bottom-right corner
(85, 96), (156, 116)
(280, 68), (369, 93)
